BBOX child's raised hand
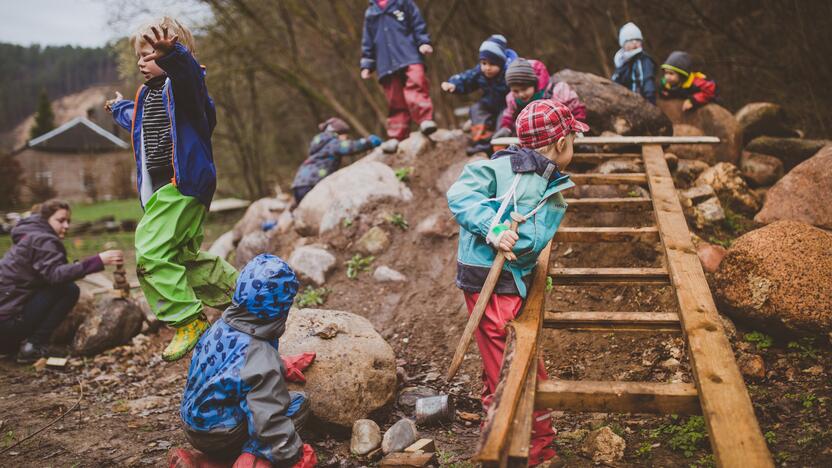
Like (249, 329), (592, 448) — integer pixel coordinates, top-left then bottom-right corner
(441, 82), (455, 93)
(360, 69), (373, 80)
(142, 26), (179, 61)
(418, 44), (433, 55)
(104, 91), (123, 113)
(682, 99), (694, 111)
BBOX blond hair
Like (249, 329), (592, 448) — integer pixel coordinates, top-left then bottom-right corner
(131, 16), (196, 57)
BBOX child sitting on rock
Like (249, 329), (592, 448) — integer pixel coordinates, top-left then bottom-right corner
(611, 22), (657, 104)
(291, 117), (381, 204)
(169, 254), (316, 468)
(447, 99), (587, 466)
(659, 50), (717, 111)
(494, 58), (586, 139)
(441, 34), (516, 156)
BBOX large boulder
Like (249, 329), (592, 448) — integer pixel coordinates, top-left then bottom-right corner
(734, 102), (798, 144)
(668, 124), (717, 164)
(745, 136), (831, 171)
(435, 155), (487, 195)
(658, 99), (742, 164)
(281, 309), (397, 428)
(234, 229), (278, 269)
(288, 246), (336, 286)
(739, 151), (784, 188)
(672, 158), (711, 187)
(694, 163), (760, 215)
(553, 69), (671, 136)
(232, 197), (290, 244)
(715, 221), (832, 336)
(754, 146), (832, 229)
(294, 161), (413, 235)
(51, 294), (96, 344)
(72, 297), (144, 355)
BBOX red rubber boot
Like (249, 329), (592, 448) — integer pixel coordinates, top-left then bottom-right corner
(168, 448), (230, 468)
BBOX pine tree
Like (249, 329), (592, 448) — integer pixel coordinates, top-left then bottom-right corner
(29, 89), (55, 140)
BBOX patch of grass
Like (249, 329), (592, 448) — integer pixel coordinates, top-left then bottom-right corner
(545, 276), (553, 292)
(744, 331), (773, 350)
(651, 415), (708, 458)
(295, 286), (329, 308)
(2, 430), (15, 447)
(394, 166), (413, 182)
(775, 451), (791, 463)
(720, 206), (744, 235)
(342, 217), (354, 228)
(69, 198), (143, 222)
(627, 189), (641, 197)
(764, 430), (777, 445)
(707, 235), (732, 249)
(345, 254), (374, 279)
(787, 337), (818, 360)
(634, 442), (653, 459)
(694, 454), (716, 468)
(385, 212), (409, 230)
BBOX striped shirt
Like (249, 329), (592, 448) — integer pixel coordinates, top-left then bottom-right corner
(142, 77), (174, 189)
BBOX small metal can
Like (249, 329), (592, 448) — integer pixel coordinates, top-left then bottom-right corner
(415, 394), (454, 426)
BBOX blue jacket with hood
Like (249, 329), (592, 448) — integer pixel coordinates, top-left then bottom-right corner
(360, 0), (431, 79)
(180, 254), (303, 464)
(111, 42), (217, 209)
(447, 146), (574, 298)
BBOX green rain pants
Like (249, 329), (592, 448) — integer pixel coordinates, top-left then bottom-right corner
(135, 184), (239, 327)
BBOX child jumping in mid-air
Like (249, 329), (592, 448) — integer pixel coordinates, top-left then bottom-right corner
(169, 254), (316, 468)
(360, 0), (437, 153)
(611, 22), (657, 104)
(106, 17), (238, 362)
(659, 51), (717, 111)
(441, 34), (516, 156)
(447, 99), (588, 466)
(494, 58), (587, 138)
(291, 117), (381, 204)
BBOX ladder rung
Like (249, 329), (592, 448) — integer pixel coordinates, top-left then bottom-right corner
(543, 311), (680, 332)
(548, 267), (670, 285)
(570, 173), (648, 185)
(554, 226), (659, 243)
(564, 197), (653, 212)
(535, 380), (700, 414)
(572, 153), (642, 164)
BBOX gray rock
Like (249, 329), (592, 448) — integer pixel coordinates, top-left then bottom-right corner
(739, 151), (784, 188)
(695, 163), (761, 215)
(288, 246), (336, 286)
(429, 128), (463, 142)
(745, 136), (831, 171)
(691, 197), (726, 229)
(415, 213), (454, 238)
(355, 226), (390, 256)
(281, 309), (397, 428)
(673, 159), (711, 187)
(735, 102), (798, 143)
(373, 266), (406, 283)
(581, 426), (625, 465)
(351, 419), (382, 456)
(679, 184), (716, 206)
(595, 158), (643, 174)
(398, 386), (440, 408)
(207, 230), (235, 260)
(232, 197), (289, 244)
(382, 418), (418, 454)
(72, 298), (144, 356)
(659, 100), (742, 164)
(234, 230), (275, 268)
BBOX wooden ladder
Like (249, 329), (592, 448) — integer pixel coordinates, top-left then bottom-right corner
(474, 137), (773, 468)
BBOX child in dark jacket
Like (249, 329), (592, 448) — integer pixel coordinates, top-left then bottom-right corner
(659, 51), (717, 111)
(441, 35), (516, 156)
(169, 254), (316, 468)
(291, 117), (381, 204)
(106, 17), (238, 362)
(611, 22), (657, 104)
(360, 0), (437, 153)
(447, 100), (588, 466)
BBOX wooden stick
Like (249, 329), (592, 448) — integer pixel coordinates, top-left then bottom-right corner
(446, 212), (523, 382)
(491, 135), (721, 146)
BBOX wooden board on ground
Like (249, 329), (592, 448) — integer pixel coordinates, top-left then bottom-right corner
(535, 380), (701, 414)
(554, 226), (659, 243)
(563, 197), (653, 212)
(543, 311), (680, 332)
(548, 267), (670, 285)
(491, 136), (721, 146)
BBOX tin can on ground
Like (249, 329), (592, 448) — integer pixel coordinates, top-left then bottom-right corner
(415, 394), (454, 426)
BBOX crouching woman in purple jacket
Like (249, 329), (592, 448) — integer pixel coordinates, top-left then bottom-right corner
(0, 200), (123, 363)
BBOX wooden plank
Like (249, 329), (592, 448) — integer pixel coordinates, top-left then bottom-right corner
(564, 197), (653, 212)
(543, 311), (680, 332)
(570, 173), (648, 185)
(554, 226), (660, 243)
(642, 144), (772, 467)
(491, 136), (721, 146)
(476, 241), (552, 465)
(548, 267), (670, 285)
(571, 153), (642, 164)
(535, 380), (701, 415)
(380, 452), (437, 467)
(506, 340), (538, 466)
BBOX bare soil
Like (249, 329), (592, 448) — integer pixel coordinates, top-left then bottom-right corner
(1, 137), (829, 467)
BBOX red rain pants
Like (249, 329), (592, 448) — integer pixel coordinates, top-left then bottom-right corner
(380, 63), (434, 140)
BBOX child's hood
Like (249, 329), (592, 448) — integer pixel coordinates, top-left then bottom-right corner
(223, 254), (299, 341)
(491, 145), (568, 184)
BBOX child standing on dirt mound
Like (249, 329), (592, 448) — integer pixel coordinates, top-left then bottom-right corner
(611, 22), (657, 104)
(105, 17), (238, 362)
(441, 34), (516, 156)
(659, 50), (718, 111)
(169, 254), (316, 468)
(447, 99), (588, 466)
(360, 0), (438, 153)
(291, 117), (382, 204)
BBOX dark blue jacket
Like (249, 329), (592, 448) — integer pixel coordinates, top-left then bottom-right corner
(291, 132), (375, 190)
(611, 52), (657, 104)
(360, 0), (430, 79)
(447, 65), (510, 112)
(111, 43), (217, 209)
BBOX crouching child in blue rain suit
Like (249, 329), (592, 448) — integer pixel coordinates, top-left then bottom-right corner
(169, 254), (317, 468)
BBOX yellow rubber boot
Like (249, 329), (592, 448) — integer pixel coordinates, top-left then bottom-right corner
(162, 317), (210, 362)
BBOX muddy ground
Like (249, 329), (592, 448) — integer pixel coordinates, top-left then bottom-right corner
(1, 138), (830, 467)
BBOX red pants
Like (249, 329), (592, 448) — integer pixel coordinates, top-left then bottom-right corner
(465, 292), (556, 466)
(380, 63), (434, 140)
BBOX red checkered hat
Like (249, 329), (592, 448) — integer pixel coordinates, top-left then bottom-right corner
(516, 99), (590, 149)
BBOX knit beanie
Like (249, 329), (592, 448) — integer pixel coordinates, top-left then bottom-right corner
(661, 51), (693, 77)
(618, 22), (643, 47)
(318, 117), (350, 134)
(505, 58), (537, 87)
(479, 35), (507, 66)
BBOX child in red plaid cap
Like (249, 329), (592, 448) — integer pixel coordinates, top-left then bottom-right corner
(447, 100), (588, 466)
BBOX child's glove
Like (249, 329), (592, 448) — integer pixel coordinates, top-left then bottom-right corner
(367, 134), (382, 147)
